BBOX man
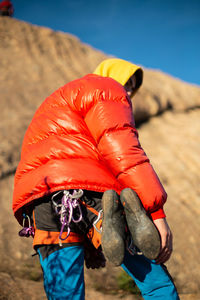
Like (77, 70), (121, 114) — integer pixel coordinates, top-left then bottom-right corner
(13, 58), (179, 299)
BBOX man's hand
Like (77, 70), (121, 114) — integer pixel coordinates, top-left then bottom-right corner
(153, 218), (173, 264)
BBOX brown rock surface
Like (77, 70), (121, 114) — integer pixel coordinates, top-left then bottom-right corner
(0, 16), (200, 299)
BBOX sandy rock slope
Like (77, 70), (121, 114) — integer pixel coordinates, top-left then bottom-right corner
(0, 16), (200, 299)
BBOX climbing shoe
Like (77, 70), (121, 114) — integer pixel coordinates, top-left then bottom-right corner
(120, 188), (161, 260)
(101, 190), (126, 266)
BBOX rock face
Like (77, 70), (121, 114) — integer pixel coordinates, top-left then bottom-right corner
(0, 16), (200, 299)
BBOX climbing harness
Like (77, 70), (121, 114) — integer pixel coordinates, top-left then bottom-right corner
(18, 213), (35, 238)
(51, 189), (83, 246)
(18, 191), (141, 257)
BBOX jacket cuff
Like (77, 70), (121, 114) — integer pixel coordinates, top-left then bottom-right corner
(150, 207), (166, 220)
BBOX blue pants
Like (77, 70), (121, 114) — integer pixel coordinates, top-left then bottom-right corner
(38, 245), (179, 300)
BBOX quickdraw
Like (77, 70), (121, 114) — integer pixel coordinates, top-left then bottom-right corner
(18, 214), (35, 238)
(93, 209), (103, 233)
(126, 235), (143, 256)
(51, 189), (83, 246)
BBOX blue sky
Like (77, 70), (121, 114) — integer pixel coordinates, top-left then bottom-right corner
(11, 0), (200, 85)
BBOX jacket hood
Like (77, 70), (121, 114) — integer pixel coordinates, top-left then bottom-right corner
(93, 58), (143, 95)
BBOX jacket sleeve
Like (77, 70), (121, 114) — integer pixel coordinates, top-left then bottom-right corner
(83, 80), (166, 220)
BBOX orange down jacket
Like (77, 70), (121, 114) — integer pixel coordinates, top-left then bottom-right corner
(13, 74), (167, 224)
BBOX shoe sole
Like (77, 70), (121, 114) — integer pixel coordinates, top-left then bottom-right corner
(120, 188), (161, 260)
(101, 190), (125, 266)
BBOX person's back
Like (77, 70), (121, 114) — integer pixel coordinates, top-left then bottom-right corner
(13, 74), (128, 223)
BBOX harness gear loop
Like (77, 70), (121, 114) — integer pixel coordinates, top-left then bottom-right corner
(51, 189), (84, 246)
